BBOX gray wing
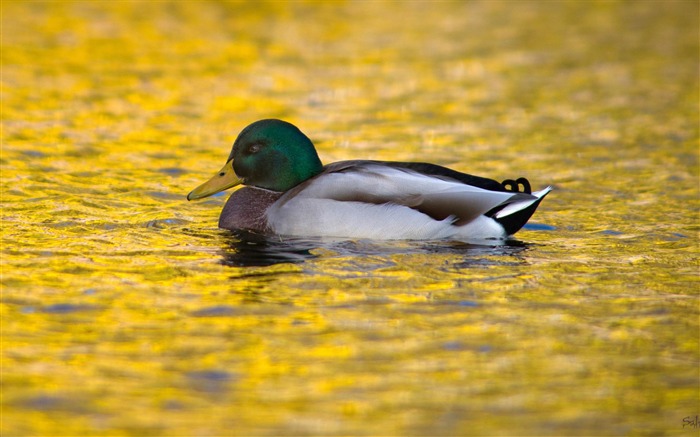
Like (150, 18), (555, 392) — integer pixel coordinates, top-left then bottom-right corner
(279, 161), (536, 225)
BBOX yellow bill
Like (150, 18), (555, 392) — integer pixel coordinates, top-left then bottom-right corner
(187, 160), (242, 200)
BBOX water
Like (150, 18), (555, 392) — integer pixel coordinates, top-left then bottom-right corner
(2, 1), (698, 436)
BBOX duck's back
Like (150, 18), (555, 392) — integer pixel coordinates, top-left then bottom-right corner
(264, 161), (540, 241)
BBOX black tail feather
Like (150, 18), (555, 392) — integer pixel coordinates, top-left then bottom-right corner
(492, 190), (550, 235)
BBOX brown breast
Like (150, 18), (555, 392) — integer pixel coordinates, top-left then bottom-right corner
(218, 187), (283, 233)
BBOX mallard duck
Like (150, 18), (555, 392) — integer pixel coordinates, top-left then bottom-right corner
(188, 119), (551, 241)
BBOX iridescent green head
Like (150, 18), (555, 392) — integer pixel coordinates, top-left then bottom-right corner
(188, 119), (323, 200)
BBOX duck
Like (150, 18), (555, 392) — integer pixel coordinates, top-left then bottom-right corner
(187, 119), (551, 242)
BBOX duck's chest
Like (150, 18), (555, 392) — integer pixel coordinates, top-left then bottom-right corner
(218, 187), (282, 233)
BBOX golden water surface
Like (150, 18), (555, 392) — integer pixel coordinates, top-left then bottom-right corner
(1, 1), (698, 436)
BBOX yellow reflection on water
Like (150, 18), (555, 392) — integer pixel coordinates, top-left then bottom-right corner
(2, 1), (698, 436)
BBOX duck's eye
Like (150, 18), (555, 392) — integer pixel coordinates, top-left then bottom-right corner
(247, 144), (261, 154)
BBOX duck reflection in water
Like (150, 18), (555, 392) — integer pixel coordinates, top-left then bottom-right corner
(219, 229), (532, 268)
(220, 230), (319, 267)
